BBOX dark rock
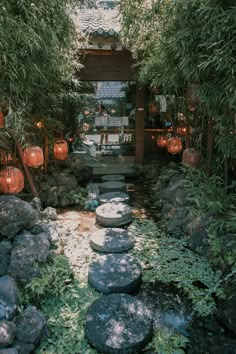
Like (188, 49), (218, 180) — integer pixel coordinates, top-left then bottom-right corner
(45, 187), (58, 207)
(90, 228), (135, 253)
(56, 173), (77, 189)
(96, 202), (132, 227)
(0, 196), (37, 240)
(0, 302), (17, 322)
(88, 254), (142, 294)
(0, 276), (18, 306)
(42, 207), (57, 221)
(217, 294), (236, 335)
(15, 306), (46, 345)
(8, 231), (50, 283)
(187, 230), (209, 256)
(30, 222), (58, 243)
(0, 276), (18, 321)
(30, 197), (42, 212)
(0, 242), (12, 277)
(85, 293), (152, 354)
(0, 349), (18, 354)
(0, 320), (16, 349)
(166, 207), (189, 235)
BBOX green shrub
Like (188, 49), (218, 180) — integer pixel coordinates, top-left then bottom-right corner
(130, 219), (225, 316)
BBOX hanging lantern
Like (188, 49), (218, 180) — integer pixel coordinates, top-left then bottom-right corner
(157, 136), (168, 148)
(177, 127), (187, 136)
(0, 166), (24, 194)
(0, 111), (4, 129)
(148, 101), (159, 114)
(0, 151), (12, 165)
(167, 137), (182, 154)
(182, 148), (201, 167)
(54, 140), (68, 160)
(23, 146), (44, 168)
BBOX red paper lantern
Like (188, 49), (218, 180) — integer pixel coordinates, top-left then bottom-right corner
(0, 111), (4, 129)
(157, 136), (168, 148)
(0, 166), (24, 194)
(167, 137), (182, 154)
(54, 140), (68, 160)
(177, 127), (187, 136)
(182, 148), (201, 167)
(23, 146), (44, 168)
(0, 151), (12, 165)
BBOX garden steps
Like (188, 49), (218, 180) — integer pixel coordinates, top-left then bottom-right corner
(96, 202), (132, 227)
(85, 174), (153, 354)
(85, 294), (152, 354)
(90, 228), (134, 253)
(100, 181), (127, 194)
(98, 192), (130, 205)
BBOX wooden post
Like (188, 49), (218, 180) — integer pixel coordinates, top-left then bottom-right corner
(135, 86), (145, 164)
(207, 119), (214, 175)
(44, 134), (49, 174)
(14, 139), (39, 197)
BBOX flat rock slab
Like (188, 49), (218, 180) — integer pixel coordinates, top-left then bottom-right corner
(88, 254), (142, 294)
(100, 181), (126, 194)
(96, 203), (132, 227)
(101, 175), (125, 182)
(98, 192), (130, 205)
(90, 228), (135, 253)
(85, 293), (153, 354)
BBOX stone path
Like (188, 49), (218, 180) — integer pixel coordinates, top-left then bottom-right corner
(85, 174), (153, 354)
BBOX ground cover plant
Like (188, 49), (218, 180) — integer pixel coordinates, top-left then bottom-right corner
(129, 218), (225, 317)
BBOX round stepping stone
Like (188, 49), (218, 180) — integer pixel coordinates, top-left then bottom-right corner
(85, 293), (153, 354)
(88, 254), (142, 294)
(90, 228), (135, 253)
(96, 202), (132, 227)
(100, 181), (126, 194)
(98, 191), (130, 205)
(101, 174), (125, 182)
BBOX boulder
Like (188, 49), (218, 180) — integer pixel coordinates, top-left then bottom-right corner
(0, 320), (16, 349)
(42, 207), (57, 221)
(8, 231), (50, 283)
(56, 173), (78, 189)
(0, 276), (18, 321)
(0, 349), (18, 354)
(30, 198), (42, 212)
(217, 294), (236, 335)
(0, 276), (18, 306)
(0, 196), (37, 240)
(0, 242), (12, 277)
(13, 306), (46, 354)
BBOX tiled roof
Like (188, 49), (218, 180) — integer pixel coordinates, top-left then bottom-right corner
(72, 8), (121, 37)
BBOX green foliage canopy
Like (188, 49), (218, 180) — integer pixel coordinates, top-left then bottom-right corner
(0, 0), (84, 143)
(119, 0), (236, 159)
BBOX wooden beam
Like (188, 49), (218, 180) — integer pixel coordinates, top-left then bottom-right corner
(135, 86), (145, 164)
(44, 134), (49, 174)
